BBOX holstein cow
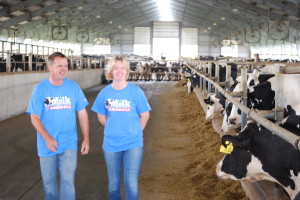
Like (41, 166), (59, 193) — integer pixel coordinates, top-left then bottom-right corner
(217, 75), (300, 199)
(216, 122), (300, 200)
(204, 79), (240, 121)
(201, 63), (239, 120)
(152, 61), (169, 81)
(221, 73), (275, 133)
(143, 61), (152, 81)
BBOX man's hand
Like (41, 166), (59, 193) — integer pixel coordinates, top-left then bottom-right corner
(81, 138), (90, 155)
(45, 135), (58, 152)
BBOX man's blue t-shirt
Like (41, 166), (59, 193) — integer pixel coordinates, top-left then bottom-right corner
(92, 83), (151, 152)
(27, 78), (89, 157)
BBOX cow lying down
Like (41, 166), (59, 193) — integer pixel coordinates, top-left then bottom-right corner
(216, 122), (300, 200)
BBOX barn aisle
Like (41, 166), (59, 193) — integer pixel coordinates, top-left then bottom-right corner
(0, 81), (248, 200)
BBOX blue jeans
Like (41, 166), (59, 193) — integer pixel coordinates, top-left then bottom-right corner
(39, 150), (77, 200)
(103, 147), (143, 200)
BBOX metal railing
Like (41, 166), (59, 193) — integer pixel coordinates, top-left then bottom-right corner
(185, 60), (300, 150)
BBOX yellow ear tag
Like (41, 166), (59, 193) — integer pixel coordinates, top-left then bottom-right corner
(220, 141), (234, 154)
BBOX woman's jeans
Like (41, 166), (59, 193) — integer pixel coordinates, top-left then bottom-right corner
(39, 150), (77, 200)
(103, 147), (143, 200)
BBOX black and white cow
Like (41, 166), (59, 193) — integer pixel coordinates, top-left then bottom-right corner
(216, 122), (300, 200)
(217, 75), (300, 199)
(204, 79), (240, 121)
(221, 73), (275, 133)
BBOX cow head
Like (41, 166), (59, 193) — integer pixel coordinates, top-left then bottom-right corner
(204, 93), (224, 121)
(247, 70), (260, 92)
(221, 102), (241, 133)
(217, 122), (300, 200)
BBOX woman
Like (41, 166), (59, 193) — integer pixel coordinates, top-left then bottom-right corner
(92, 55), (151, 200)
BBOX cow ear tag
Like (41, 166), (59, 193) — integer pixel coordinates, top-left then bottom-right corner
(220, 141), (234, 154)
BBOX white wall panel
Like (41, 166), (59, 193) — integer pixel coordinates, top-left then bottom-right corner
(182, 28), (198, 45)
(134, 27), (150, 44)
(153, 21), (179, 38)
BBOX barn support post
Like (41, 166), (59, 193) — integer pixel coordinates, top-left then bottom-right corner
(28, 53), (32, 71)
(207, 62), (212, 93)
(240, 66), (248, 130)
(6, 51), (11, 72)
(274, 74), (284, 123)
(22, 54), (26, 71)
(225, 64), (231, 90)
(79, 57), (83, 69)
(199, 70), (203, 91)
(87, 57), (91, 69)
(1, 41), (4, 57)
(202, 63), (207, 95)
(199, 61), (203, 71)
(214, 62), (219, 94)
(70, 56), (74, 69)
(100, 59), (103, 68)
(215, 62), (220, 82)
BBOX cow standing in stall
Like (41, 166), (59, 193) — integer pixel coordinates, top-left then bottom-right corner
(134, 62), (144, 81)
(152, 61), (168, 81)
(221, 72), (275, 133)
(142, 62), (152, 81)
(216, 122), (300, 200)
(216, 75), (300, 200)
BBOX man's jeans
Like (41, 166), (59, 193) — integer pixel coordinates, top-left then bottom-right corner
(39, 150), (77, 200)
(103, 147), (143, 200)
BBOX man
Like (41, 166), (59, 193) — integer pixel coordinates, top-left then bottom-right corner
(27, 52), (90, 200)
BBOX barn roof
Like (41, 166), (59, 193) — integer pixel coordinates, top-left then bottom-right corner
(0, 0), (299, 42)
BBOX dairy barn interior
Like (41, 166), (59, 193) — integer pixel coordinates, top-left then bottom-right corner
(1, 0), (300, 199)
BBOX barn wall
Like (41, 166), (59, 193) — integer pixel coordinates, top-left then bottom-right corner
(198, 34), (221, 57)
(111, 28), (134, 55)
(109, 25), (223, 58)
(0, 69), (103, 121)
(236, 45), (251, 58)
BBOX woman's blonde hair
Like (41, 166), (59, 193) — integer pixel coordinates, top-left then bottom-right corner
(106, 55), (130, 80)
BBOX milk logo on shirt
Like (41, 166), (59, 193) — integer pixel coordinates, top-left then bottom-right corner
(44, 96), (72, 110)
(105, 98), (131, 111)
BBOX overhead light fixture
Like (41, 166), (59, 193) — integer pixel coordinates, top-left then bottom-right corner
(118, 25), (122, 28)
(232, 8), (238, 12)
(109, 21), (112, 24)
(124, 28), (128, 31)
(96, 15), (101, 19)
(221, 17), (225, 20)
(204, 30), (207, 32)
(208, 27), (211, 30)
(213, 23), (217, 26)
(77, 6), (82, 9)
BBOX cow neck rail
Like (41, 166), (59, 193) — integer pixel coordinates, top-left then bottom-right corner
(186, 63), (300, 150)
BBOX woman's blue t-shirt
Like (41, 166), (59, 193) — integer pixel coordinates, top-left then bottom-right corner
(92, 83), (151, 152)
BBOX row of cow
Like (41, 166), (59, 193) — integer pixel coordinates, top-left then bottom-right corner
(198, 55), (300, 63)
(128, 60), (184, 82)
(0, 54), (46, 72)
(187, 61), (300, 199)
(0, 53), (110, 73)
